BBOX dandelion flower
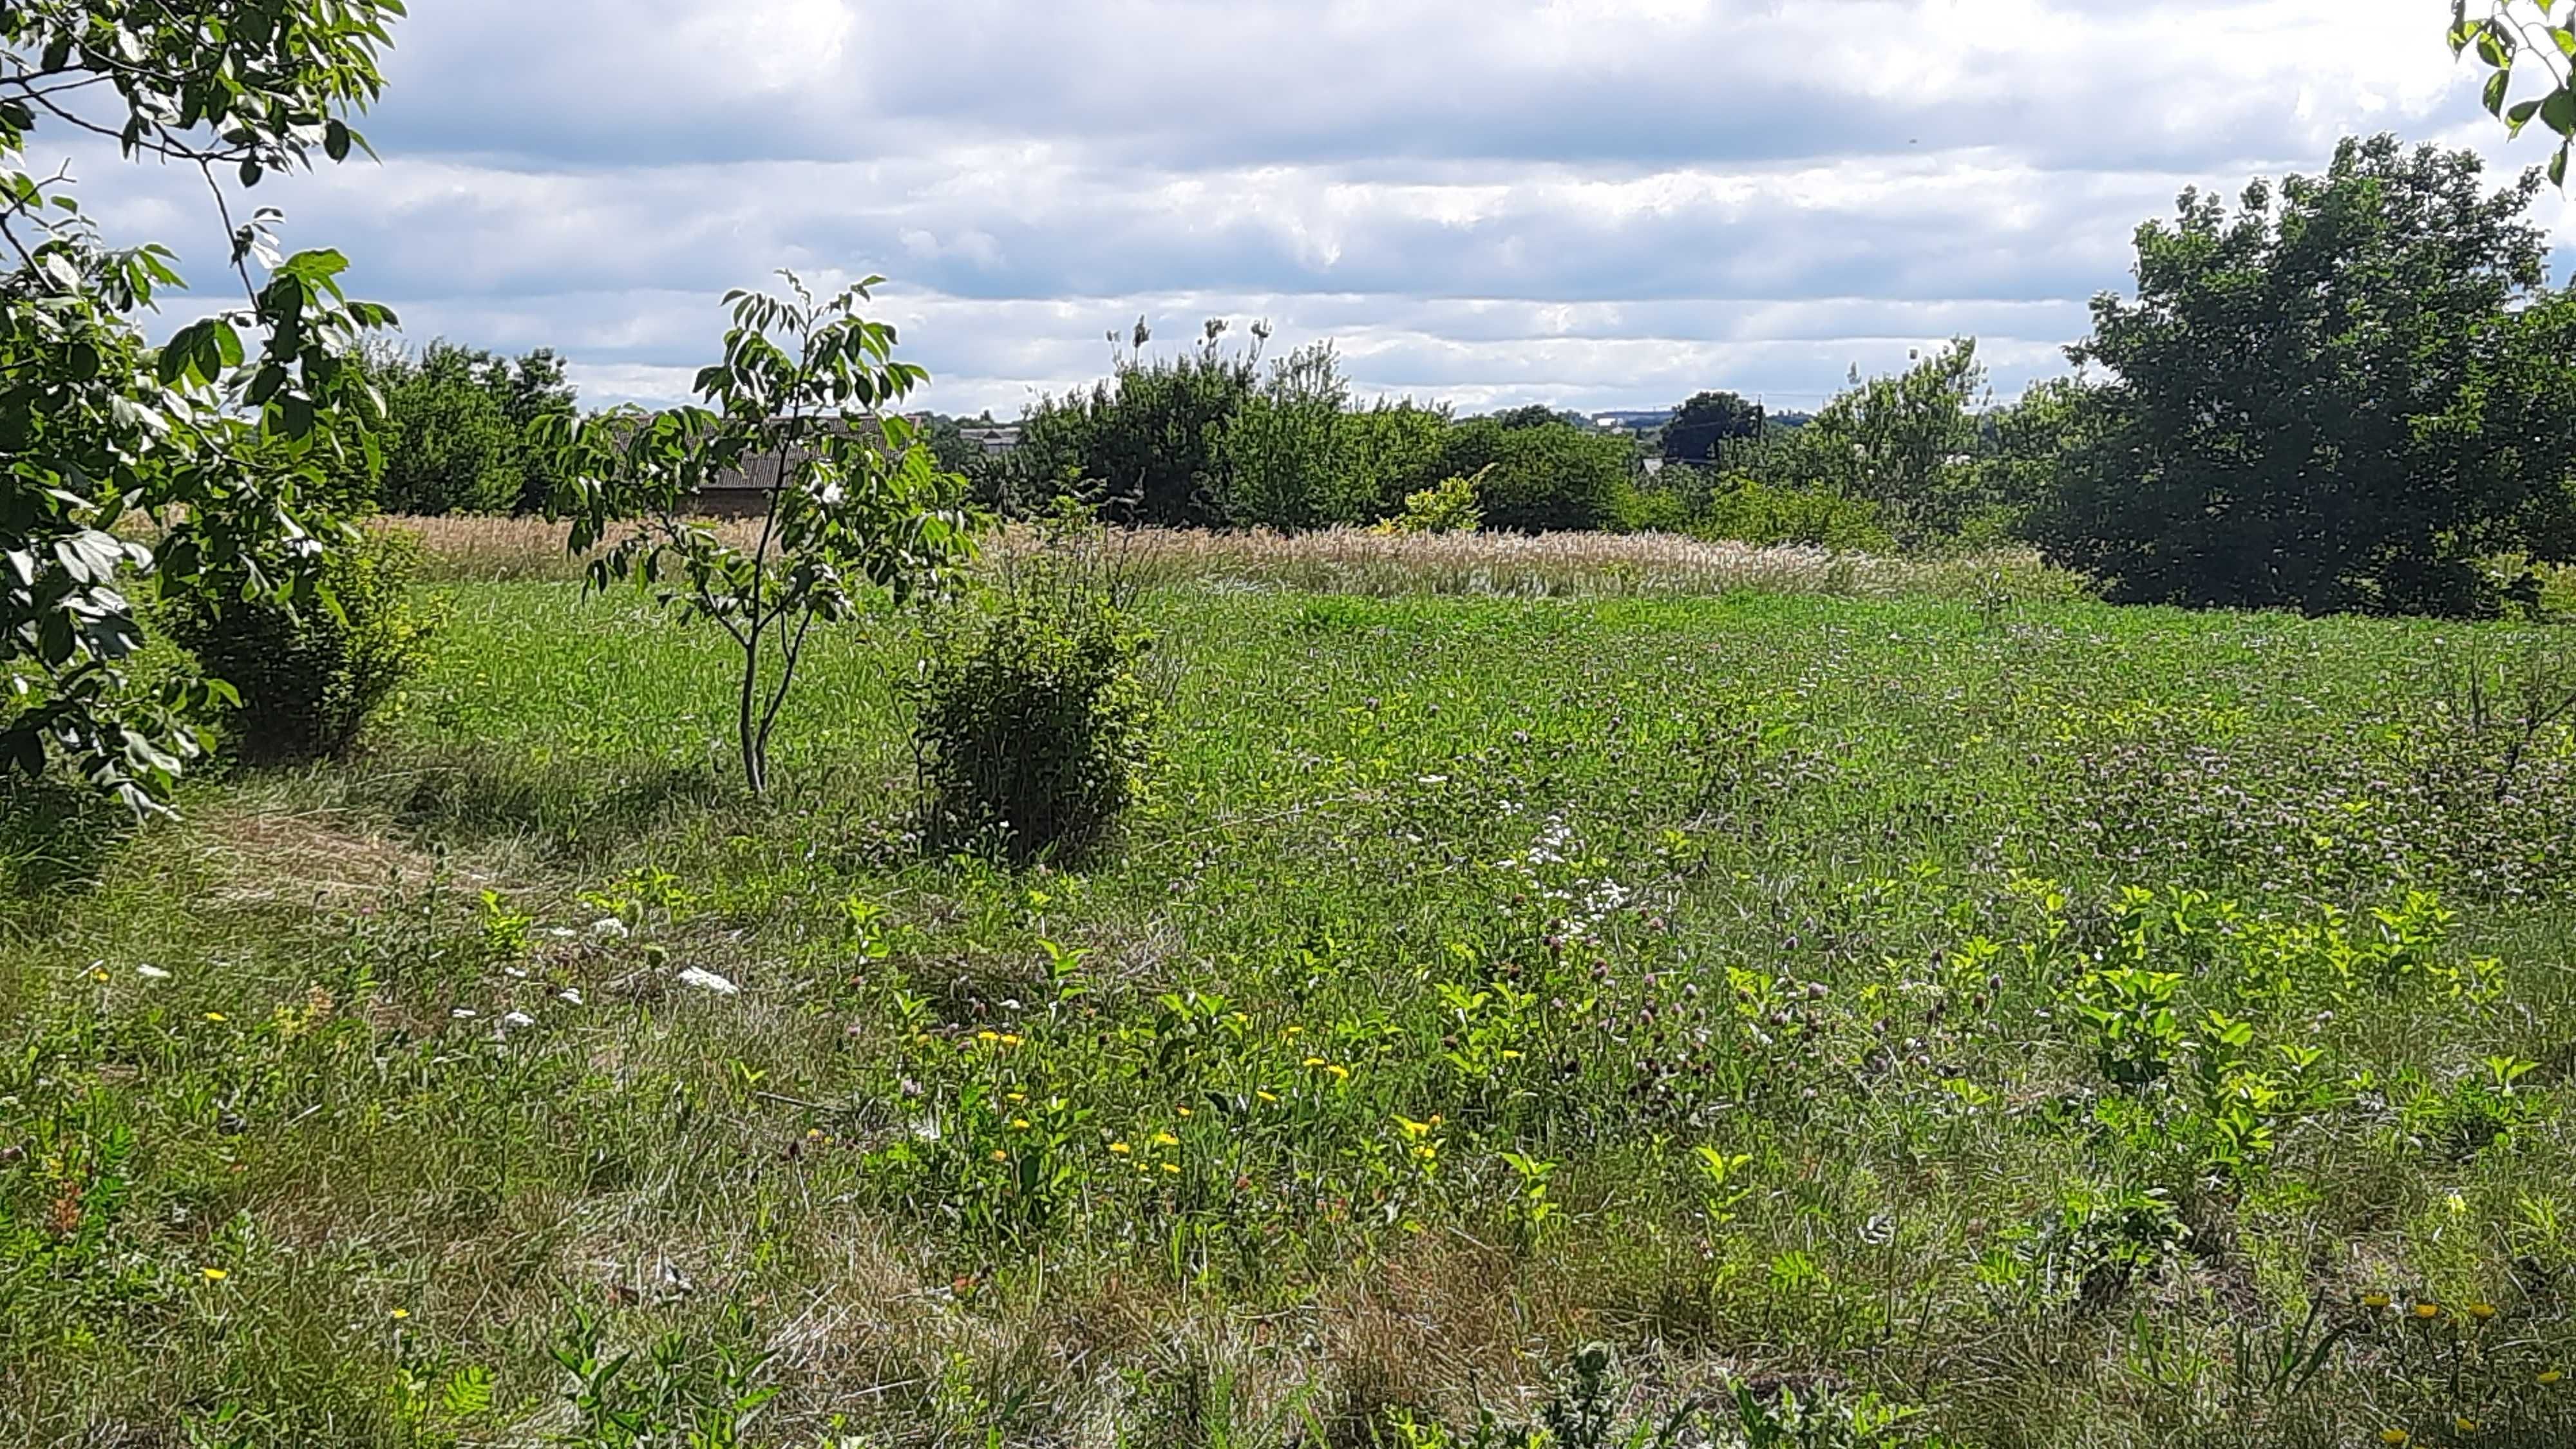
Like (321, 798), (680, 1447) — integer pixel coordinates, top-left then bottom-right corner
(1256, 1090), (1278, 1104)
(1152, 1132), (1179, 1147)
(390, 1308), (410, 1321)
(2468, 1303), (2496, 1320)
(204, 1012), (227, 1023)
(1302, 1056), (1328, 1068)
(1282, 1025), (1302, 1037)
(2363, 1293), (2392, 1309)
(2412, 1303), (2441, 1320)
(200, 1267), (228, 1282)
(1161, 1162), (1180, 1175)
(2454, 1417), (2477, 1433)
(976, 1030), (999, 1044)
(1006, 1092), (1026, 1103)
(2379, 1432), (2408, 1446)
(1109, 1142), (1132, 1155)
(1177, 1106), (1192, 1117)
(1010, 1118), (1031, 1130)
(989, 1148), (1009, 1162)
(88, 968), (109, 983)
(998, 1034), (1023, 1047)
(1327, 1065), (1350, 1081)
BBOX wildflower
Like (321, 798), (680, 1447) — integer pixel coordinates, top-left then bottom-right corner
(1255, 1090), (1278, 1104)
(2379, 1432), (2407, 1446)
(204, 1012), (227, 1023)
(1177, 1106), (1192, 1117)
(88, 968), (109, 983)
(989, 1149), (1008, 1162)
(2412, 1303), (2441, 1320)
(1006, 1092), (1027, 1103)
(390, 1308), (411, 1321)
(2363, 1293), (2392, 1309)
(1152, 1132), (1179, 1147)
(1161, 1162), (1180, 1175)
(977, 1030), (1000, 1045)
(200, 1267), (228, 1282)
(1327, 1065), (1350, 1081)
(1109, 1142), (1132, 1155)
(1010, 1118), (1031, 1130)
(2540, 1369), (2564, 1385)
(2467, 1303), (2496, 1321)
(2454, 1417), (2477, 1434)
(1283, 1025), (1303, 1037)
(1302, 1056), (1328, 1068)
(998, 1034), (1023, 1048)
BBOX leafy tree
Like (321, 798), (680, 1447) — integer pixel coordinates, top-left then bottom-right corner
(2452, 1), (2575, 186)
(1007, 318), (1266, 527)
(1662, 390), (1765, 464)
(1, 1), (402, 811)
(1339, 399), (1454, 519)
(1218, 342), (1377, 529)
(549, 274), (980, 794)
(498, 346), (578, 513)
(2033, 136), (2576, 616)
(1490, 404), (1586, 432)
(1755, 341), (1987, 543)
(375, 341), (525, 515)
(1437, 417), (1629, 533)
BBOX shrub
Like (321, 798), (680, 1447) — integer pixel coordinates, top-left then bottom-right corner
(1694, 478), (1894, 551)
(1379, 468), (1486, 534)
(163, 527), (440, 762)
(1437, 418), (1629, 532)
(913, 516), (1160, 861)
(1004, 319), (1263, 527)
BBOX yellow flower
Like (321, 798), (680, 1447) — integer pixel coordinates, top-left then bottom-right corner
(1109, 1142), (1132, 1155)
(2379, 1432), (2408, 1446)
(390, 1308), (411, 1321)
(204, 1012), (227, 1023)
(2539, 1369), (2564, 1385)
(2467, 1303), (2496, 1320)
(1152, 1132), (1179, 1147)
(1282, 1025), (1303, 1037)
(1255, 1090), (1278, 1104)
(1160, 1162), (1180, 1175)
(1327, 1064), (1350, 1081)
(976, 1030), (999, 1044)
(2412, 1303), (2441, 1320)
(1010, 1117), (1031, 1130)
(1006, 1091), (1027, 1103)
(1176, 1106), (1192, 1117)
(2454, 1417), (2477, 1434)
(998, 1034), (1023, 1047)
(2363, 1293), (2392, 1309)
(200, 1267), (228, 1282)
(989, 1148), (1009, 1162)
(88, 969), (109, 983)
(1302, 1056), (1328, 1068)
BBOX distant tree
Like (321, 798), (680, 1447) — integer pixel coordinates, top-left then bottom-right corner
(1661, 390), (1765, 464)
(2452, 2), (2575, 186)
(374, 342), (524, 515)
(1754, 341), (1986, 544)
(1491, 404), (1587, 432)
(1007, 319), (1266, 526)
(2032, 135), (2576, 616)
(499, 348), (578, 513)
(1439, 418), (1629, 532)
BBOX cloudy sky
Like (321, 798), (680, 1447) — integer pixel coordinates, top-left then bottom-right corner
(80, 0), (2576, 417)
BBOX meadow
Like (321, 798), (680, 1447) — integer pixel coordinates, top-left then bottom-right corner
(5, 530), (2575, 1448)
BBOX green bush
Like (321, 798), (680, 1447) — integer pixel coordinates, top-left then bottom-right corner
(1437, 417), (1628, 532)
(163, 527), (441, 762)
(1694, 477), (1894, 551)
(913, 520), (1160, 861)
(1379, 467), (1486, 534)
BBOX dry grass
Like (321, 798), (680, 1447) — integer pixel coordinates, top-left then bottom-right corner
(393, 513), (2080, 600)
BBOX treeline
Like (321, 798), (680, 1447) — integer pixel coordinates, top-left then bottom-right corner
(365, 134), (2576, 620)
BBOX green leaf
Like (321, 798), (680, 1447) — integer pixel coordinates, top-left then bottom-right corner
(2485, 68), (2512, 117)
(2543, 86), (2576, 140)
(324, 120), (352, 162)
(2552, 142), (2570, 189)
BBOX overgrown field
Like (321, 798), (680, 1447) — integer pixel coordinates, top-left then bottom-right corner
(6, 557), (2576, 1447)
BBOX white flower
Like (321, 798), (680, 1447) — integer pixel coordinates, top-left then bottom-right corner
(451, 1007), (478, 1020)
(135, 965), (172, 981)
(589, 918), (630, 940)
(676, 967), (739, 996)
(498, 1011), (538, 1034)
(556, 988), (585, 1007)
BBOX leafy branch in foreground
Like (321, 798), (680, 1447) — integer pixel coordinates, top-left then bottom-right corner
(1, 1), (405, 811)
(547, 272), (981, 795)
(2452, 0), (2576, 185)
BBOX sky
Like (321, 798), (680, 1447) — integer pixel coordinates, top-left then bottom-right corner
(70, 0), (2576, 418)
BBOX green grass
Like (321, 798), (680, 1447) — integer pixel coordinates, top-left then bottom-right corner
(6, 574), (2576, 1447)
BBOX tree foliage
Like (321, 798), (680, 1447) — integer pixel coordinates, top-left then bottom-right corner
(2033, 135), (2576, 616)
(549, 274), (980, 794)
(329, 340), (577, 516)
(1, 0), (403, 811)
(2452, 1), (2576, 187)
(1662, 390), (1765, 464)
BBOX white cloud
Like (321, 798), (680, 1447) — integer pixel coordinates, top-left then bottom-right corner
(46, 0), (2575, 414)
